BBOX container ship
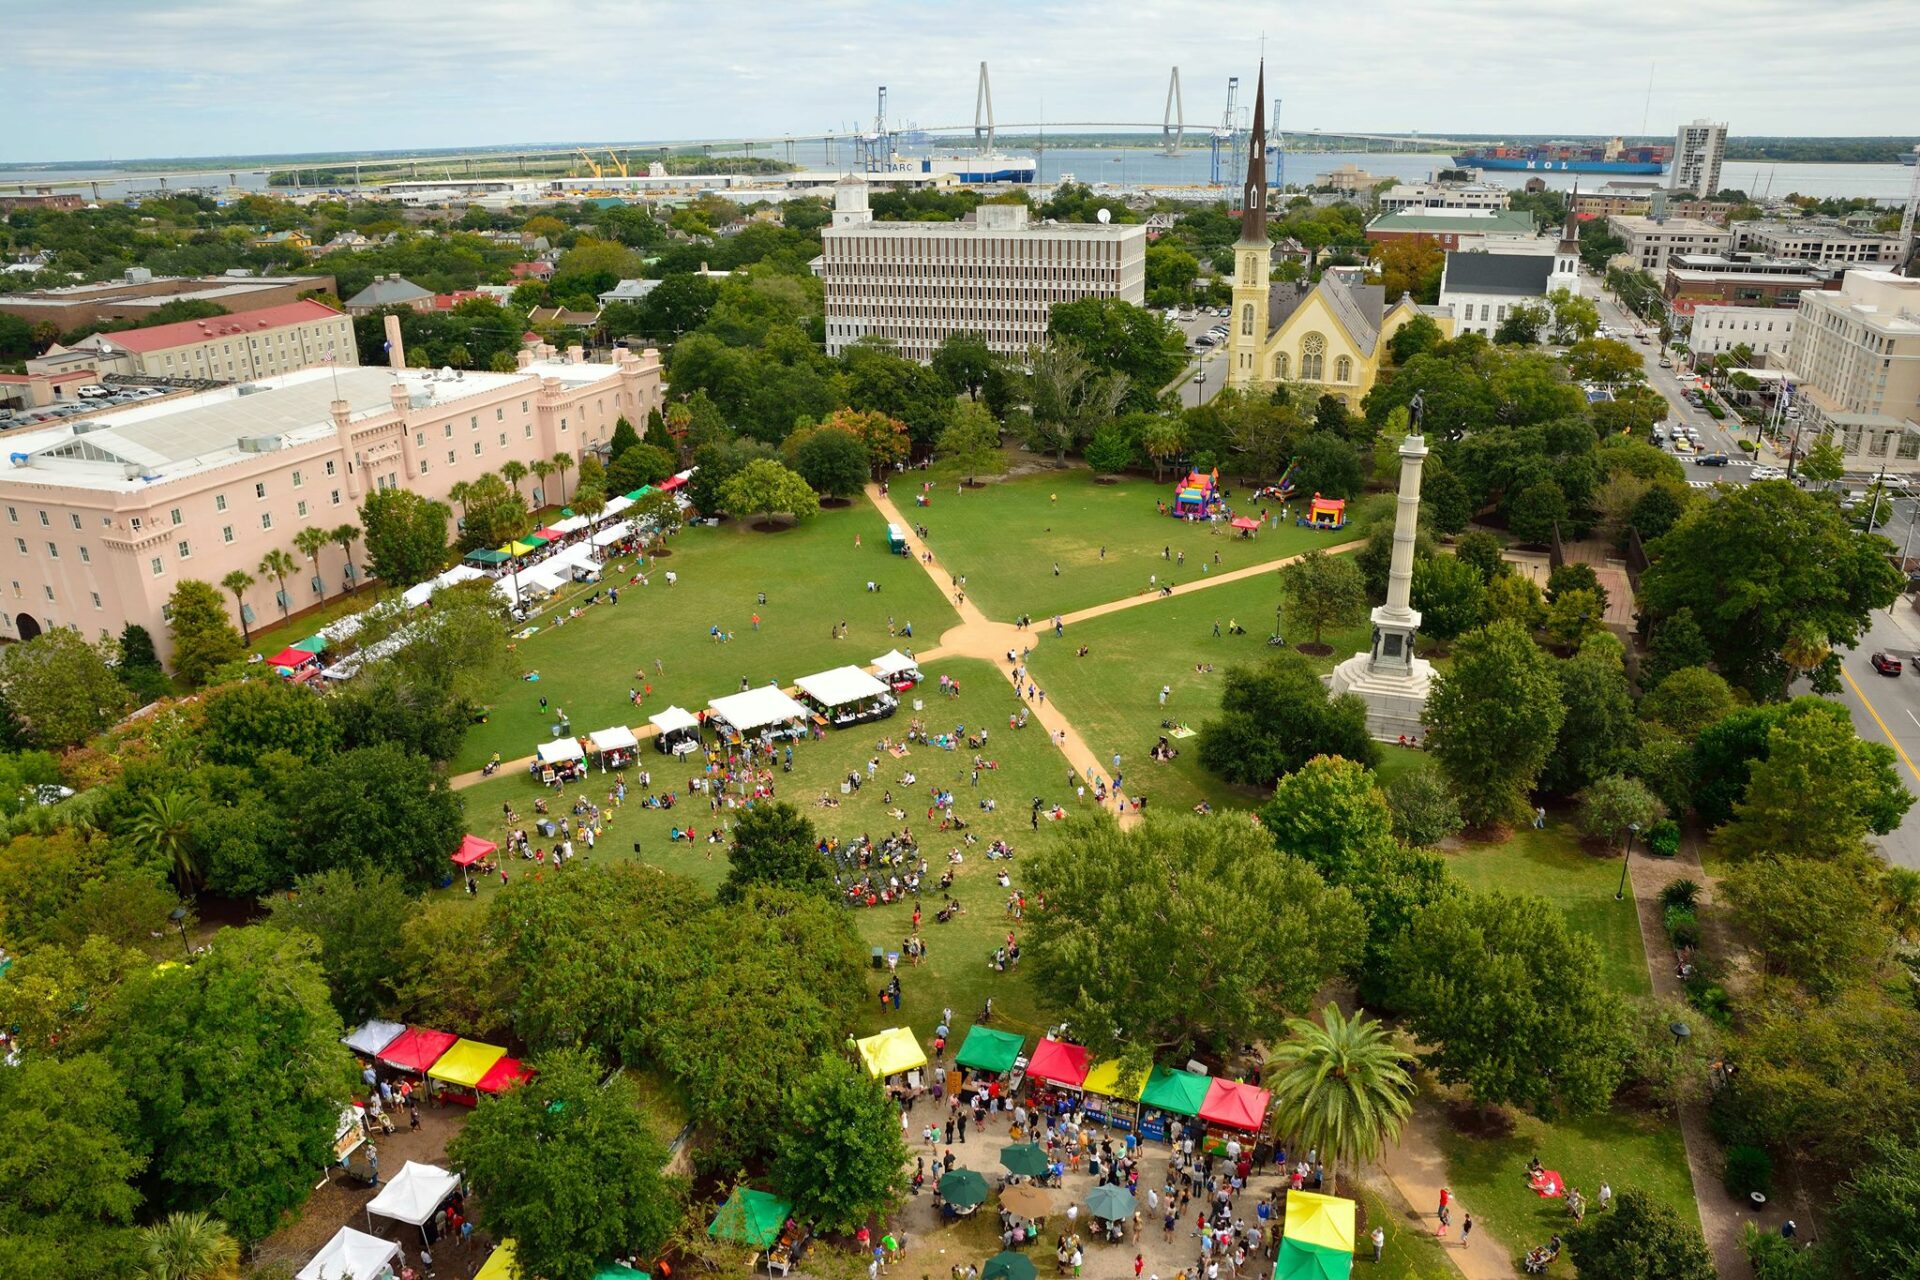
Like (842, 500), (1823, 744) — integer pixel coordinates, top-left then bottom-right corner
(1452, 138), (1670, 175)
(874, 153), (1036, 184)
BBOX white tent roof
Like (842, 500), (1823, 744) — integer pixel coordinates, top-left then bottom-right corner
(401, 580), (436, 609)
(342, 1018), (407, 1057)
(589, 725), (638, 752)
(590, 519), (633, 548)
(366, 1161), (460, 1228)
(795, 665), (890, 708)
(708, 686), (809, 733)
(537, 737), (587, 764)
(872, 649), (920, 677)
(549, 513), (591, 535)
(650, 705), (699, 735)
(526, 567), (570, 593)
(604, 494), (635, 516)
(298, 1227), (400, 1280)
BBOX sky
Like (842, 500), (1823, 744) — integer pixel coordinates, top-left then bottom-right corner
(5, 0), (1918, 165)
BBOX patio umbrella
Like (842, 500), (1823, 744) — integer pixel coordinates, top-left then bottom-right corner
(1000, 1184), (1056, 1219)
(939, 1168), (990, 1209)
(999, 1143), (1051, 1178)
(984, 1253), (1038, 1280)
(1086, 1184), (1135, 1222)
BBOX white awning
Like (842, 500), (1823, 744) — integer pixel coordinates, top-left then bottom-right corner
(795, 665), (890, 708)
(649, 705), (699, 735)
(708, 686), (809, 733)
(341, 1018), (407, 1057)
(872, 649), (919, 677)
(536, 737), (586, 764)
(299, 1227), (400, 1280)
(604, 494), (635, 516)
(366, 1160), (460, 1228)
(590, 519), (633, 548)
(589, 725), (638, 752)
(401, 580), (436, 608)
(550, 514), (591, 534)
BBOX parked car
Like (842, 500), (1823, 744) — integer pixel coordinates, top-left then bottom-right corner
(1871, 652), (1903, 676)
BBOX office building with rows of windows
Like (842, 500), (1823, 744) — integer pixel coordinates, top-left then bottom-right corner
(33, 299), (357, 382)
(0, 323), (662, 657)
(1785, 270), (1920, 472)
(816, 177), (1147, 361)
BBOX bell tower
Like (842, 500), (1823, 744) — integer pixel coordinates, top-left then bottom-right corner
(1230, 63), (1272, 386)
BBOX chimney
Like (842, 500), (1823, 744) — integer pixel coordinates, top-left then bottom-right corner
(384, 313), (405, 370)
(567, 344), (584, 364)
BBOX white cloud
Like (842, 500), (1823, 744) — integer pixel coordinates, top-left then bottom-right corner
(2, 0), (1916, 162)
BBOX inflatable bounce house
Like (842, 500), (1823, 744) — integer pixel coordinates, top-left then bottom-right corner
(1298, 493), (1348, 531)
(1252, 458), (1301, 504)
(1170, 469), (1221, 519)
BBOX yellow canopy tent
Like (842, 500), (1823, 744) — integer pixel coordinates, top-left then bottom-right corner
(855, 1027), (928, 1079)
(1080, 1060), (1145, 1100)
(427, 1038), (508, 1088)
(474, 1241), (518, 1280)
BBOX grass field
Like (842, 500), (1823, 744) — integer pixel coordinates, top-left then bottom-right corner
(449, 496), (958, 772)
(911, 469), (1335, 621)
(449, 656), (1099, 1045)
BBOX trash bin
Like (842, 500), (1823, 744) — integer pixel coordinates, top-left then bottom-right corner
(871, 947), (885, 970)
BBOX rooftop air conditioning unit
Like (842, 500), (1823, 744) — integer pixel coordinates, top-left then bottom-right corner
(235, 383), (266, 395)
(69, 420), (102, 434)
(409, 392), (433, 409)
(237, 435), (283, 453)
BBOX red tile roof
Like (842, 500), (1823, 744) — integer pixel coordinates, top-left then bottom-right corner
(509, 261), (553, 278)
(431, 290), (484, 310)
(86, 299), (345, 354)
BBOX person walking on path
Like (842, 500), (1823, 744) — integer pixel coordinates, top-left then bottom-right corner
(1460, 1214), (1473, 1248)
(1369, 1228), (1384, 1263)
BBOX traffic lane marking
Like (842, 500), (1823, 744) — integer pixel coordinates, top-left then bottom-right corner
(1842, 664), (1920, 787)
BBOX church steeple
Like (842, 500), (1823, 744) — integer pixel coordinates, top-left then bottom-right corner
(1558, 183), (1582, 250)
(1237, 61), (1267, 247)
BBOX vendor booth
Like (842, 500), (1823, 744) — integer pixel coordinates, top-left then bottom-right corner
(794, 665), (897, 729)
(475, 1056), (535, 1095)
(1197, 1077), (1272, 1153)
(872, 649), (923, 691)
(1080, 1059), (1144, 1133)
(952, 1024), (1026, 1108)
(707, 687), (809, 743)
(534, 736), (588, 783)
(267, 646), (321, 678)
(333, 1103), (368, 1163)
(589, 725), (639, 770)
(451, 834), (496, 875)
(465, 547), (511, 567)
(591, 519), (634, 548)
(1136, 1065), (1211, 1142)
(1024, 1038), (1091, 1118)
(342, 1018), (406, 1059)
(855, 1026), (928, 1082)
(377, 1026), (458, 1076)
(427, 1038), (508, 1106)
(366, 1160), (461, 1245)
(299, 1227), (400, 1280)
(709, 1187), (805, 1274)
(650, 706), (702, 756)
(474, 1242), (520, 1280)
(1273, 1192), (1355, 1280)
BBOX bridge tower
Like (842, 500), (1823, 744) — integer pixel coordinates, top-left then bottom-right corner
(1162, 67), (1184, 156)
(974, 62), (995, 154)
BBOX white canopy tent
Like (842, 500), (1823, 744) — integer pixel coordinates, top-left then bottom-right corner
(589, 725), (639, 753)
(708, 686), (809, 734)
(298, 1226), (400, 1280)
(795, 665), (890, 709)
(341, 1019), (407, 1057)
(649, 706), (699, 735)
(536, 738), (587, 765)
(603, 494), (635, 517)
(590, 519), (634, 548)
(548, 513), (592, 535)
(366, 1160), (461, 1242)
(872, 650), (920, 679)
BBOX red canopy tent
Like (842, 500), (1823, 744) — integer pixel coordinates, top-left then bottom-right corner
(533, 527), (564, 541)
(658, 473), (687, 491)
(378, 1027), (459, 1074)
(1230, 517), (1261, 530)
(1198, 1078), (1272, 1133)
(1026, 1038), (1092, 1088)
(451, 834), (497, 867)
(475, 1057), (536, 1094)
(268, 646), (317, 671)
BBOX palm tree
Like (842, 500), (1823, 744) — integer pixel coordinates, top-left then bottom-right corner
(293, 526), (330, 600)
(551, 451), (574, 504)
(1780, 623), (1831, 676)
(128, 789), (204, 893)
(500, 460), (528, 501)
(330, 523), (361, 594)
(448, 479), (474, 519)
(1881, 867), (1920, 947)
(1266, 1003), (1415, 1197)
(530, 459), (555, 508)
(220, 570), (256, 644)
(259, 548), (297, 621)
(133, 1211), (241, 1280)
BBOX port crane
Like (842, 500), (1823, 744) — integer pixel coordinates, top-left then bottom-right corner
(1208, 76), (1241, 186)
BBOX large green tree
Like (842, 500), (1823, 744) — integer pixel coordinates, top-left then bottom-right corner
(0, 1052), (143, 1279)
(357, 488), (451, 587)
(1198, 651), (1379, 787)
(266, 868), (414, 1022)
(1426, 621), (1566, 827)
(1408, 553), (1486, 642)
(0, 628), (132, 748)
(1543, 636), (1638, 796)
(199, 678), (340, 767)
(938, 401), (1003, 483)
(1711, 698), (1911, 861)
(1827, 1137), (1920, 1280)
(449, 1047), (684, 1280)
(1260, 755), (1397, 886)
(789, 426), (872, 500)
(1047, 297), (1187, 412)
(720, 458), (820, 528)
(1640, 482), (1903, 698)
(771, 1054), (910, 1234)
(1723, 855), (1891, 996)
(1389, 889), (1627, 1115)
(1266, 1003), (1414, 1198)
(720, 801), (833, 904)
(1567, 1188), (1714, 1280)
(1022, 815), (1364, 1060)
(1280, 550), (1368, 647)
(296, 743), (465, 889)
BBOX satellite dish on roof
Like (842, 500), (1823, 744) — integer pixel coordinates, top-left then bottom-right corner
(439, 366), (455, 379)
(1096, 207), (1112, 224)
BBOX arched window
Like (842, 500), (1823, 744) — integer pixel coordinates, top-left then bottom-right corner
(1241, 303), (1255, 337)
(1300, 332), (1326, 381)
(1334, 355), (1353, 383)
(1273, 352), (1289, 380)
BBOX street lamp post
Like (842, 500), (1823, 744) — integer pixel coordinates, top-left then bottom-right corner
(167, 904), (192, 958)
(1615, 821), (1641, 901)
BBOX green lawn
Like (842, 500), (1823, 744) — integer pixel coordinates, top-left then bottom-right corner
(449, 657), (1095, 1046)
(1023, 568), (1421, 813)
(1359, 1184), (1461, 1280)
(912, 468), (1335, 621)
(451, 496), (959, 771)
(1444, 824), (1651, 998)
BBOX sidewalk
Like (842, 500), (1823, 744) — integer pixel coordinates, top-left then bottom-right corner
(1375, 1105), (1516, 1279)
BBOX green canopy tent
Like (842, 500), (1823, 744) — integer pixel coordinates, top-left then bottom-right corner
(291, 635), (329, 654)
(594, 1264), (651, 1280)
(707, 1187), (792, 1250)
(1138, 1066), (1211, 1116)
(624, 486), (655, 501)
(955, 1025), (1024, 1076)
(464, 548), (512, 565)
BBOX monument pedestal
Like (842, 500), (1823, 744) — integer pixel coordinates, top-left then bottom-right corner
(1327, 650), (1435, 743)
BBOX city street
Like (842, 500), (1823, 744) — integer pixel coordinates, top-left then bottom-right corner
(1820, 607), (1920, 868)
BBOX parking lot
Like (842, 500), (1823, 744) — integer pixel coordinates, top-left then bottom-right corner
(0, 383), (173, 430)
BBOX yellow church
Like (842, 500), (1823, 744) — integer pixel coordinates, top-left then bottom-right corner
(1226, 64), (1452, 404)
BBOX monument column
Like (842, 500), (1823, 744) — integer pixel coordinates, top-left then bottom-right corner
(1369, 433), (1428, 675)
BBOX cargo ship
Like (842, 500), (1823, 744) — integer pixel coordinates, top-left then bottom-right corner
(1452, 138), (1670, 175)
(866, 152), (1038, 184)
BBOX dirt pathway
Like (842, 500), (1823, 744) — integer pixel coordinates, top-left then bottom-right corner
(1057, 540), (1366, 627)
(1375, 1104), (1519, 1279)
